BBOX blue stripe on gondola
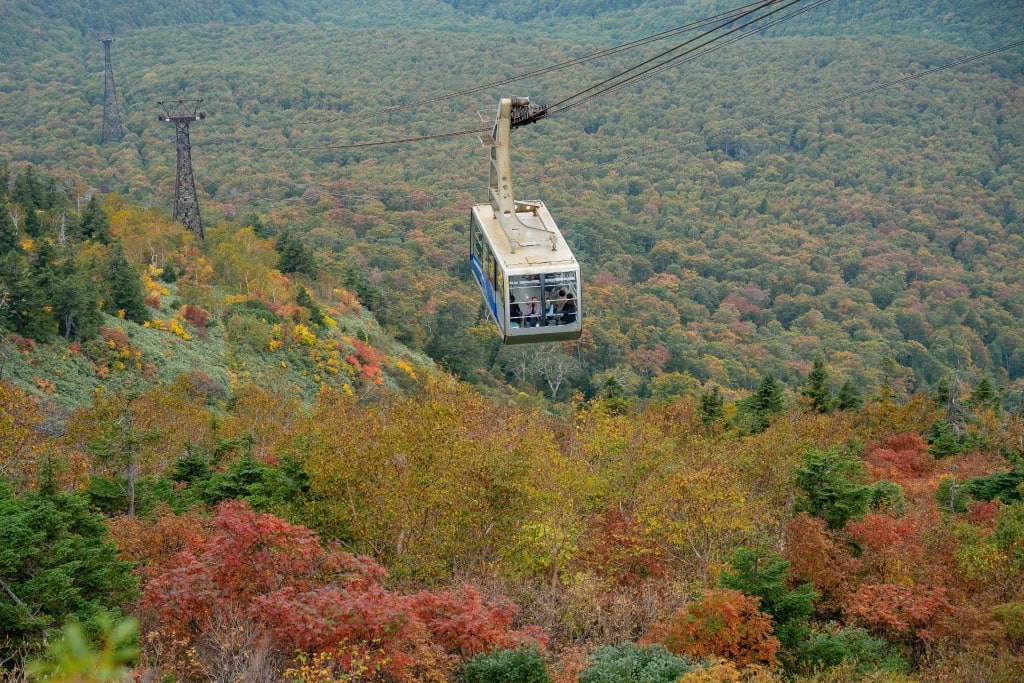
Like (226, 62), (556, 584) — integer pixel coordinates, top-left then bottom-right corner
(469, 254), (502, 329)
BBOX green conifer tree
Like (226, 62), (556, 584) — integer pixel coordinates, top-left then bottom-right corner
(753, 371), (785, 414)
(737, 371), (786, 433)
(0, 199), (18, 255)
(720, 547), (818, 652)
(794, 447), (872, 530)
(0, 161), (9, 200)
(0, 251), (55, 341)
(933, 376), (951, 406)
(925, 419), (963, 457)
(22, 206), (42, 239)
(54, 258), (102, 341)
(158, 261), (178, 283)
(275, 230), (317, 278)
(78, 195), (111, 243)
(801, 355), (835, 413)
(11, 165), (43, 212)
(295, 285), (326, 327)
(968, 378), (999, 413)
(103, 245), (148, 324)
(698, 384), (725, 425)
(836, 379), (864, 410)
(0, 485), (137, 662)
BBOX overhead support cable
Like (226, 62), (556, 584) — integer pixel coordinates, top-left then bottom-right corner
(547, 0), (829, 117)
(570, 39), (1024, 175)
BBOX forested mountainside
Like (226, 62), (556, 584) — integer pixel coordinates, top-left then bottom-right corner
(3, 0), (1021, 51)
(2, 0), (1022, 408)
(1, 3), (1024, 678)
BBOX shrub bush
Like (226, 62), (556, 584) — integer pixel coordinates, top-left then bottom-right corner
(578, 644), (693, 683)
(795, 626), (908, 675)
(460, 646), (550, 683)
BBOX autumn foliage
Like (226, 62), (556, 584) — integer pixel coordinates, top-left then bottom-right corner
(646, 589), (780, 668)
(844, 583), (954, 645)
(139, 501), (545, 680)
(577, 508), (669, 587)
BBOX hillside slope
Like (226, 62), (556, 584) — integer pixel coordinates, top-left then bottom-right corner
(0, 180), (434, 408)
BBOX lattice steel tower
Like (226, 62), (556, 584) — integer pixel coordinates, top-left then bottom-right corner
(100, 37), (125, 143)
(158, 99), (206, 239)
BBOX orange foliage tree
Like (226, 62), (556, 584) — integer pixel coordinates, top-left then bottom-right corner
(645, 588), (780, 668)
(577, 508), (669, 587)
(784, 513), (856, 618)
(844, 583), (954, 646)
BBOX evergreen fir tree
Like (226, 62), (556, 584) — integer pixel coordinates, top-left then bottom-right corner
(720, 547), (818, 651)
(275, 230), (317, 277)
(926, 419), (963, 457)
(736, 371), (786, 434)
(11, 165), (42, 212)
(836, 379), (864, 410)
(22, 206), (41, 238)
(698, 384), (725, 425)
(933, 376), (951, 406)
(968, 378), (999, 413)
(54, 258), (102, 341)
(104, 245), (148, 324)
(0, 251), (55, 341)
(0, 160), (9, 200)
(794, 447), (873, 530)
(0, 485), (138, 661)
(242, 212), (275, 238)
(295, 285), (326, 327)
(801, 355), (835, 413)
(20, 239), (63, 341)
(78, 195), (111, 243)
(0, 198), (18, 255)
(753, 371), (785, 414)
(159, 261), (178, 283)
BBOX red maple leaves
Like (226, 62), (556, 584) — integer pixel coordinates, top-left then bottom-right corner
(141, 501), (545, 678)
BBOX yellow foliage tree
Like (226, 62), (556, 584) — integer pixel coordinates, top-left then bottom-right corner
(301, 379), (556, 580)
(0, 381), (86, 490)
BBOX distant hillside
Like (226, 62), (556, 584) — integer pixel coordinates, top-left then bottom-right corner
(0, 0), (1021, 406)
(440, 0), (1024, 48)
(3, 0), (1020, 59)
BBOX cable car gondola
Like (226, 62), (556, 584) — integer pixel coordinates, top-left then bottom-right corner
(470, 97), (582, 345)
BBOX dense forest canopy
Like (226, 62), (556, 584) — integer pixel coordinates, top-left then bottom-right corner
(2, 2), (1024, 681)
(0, 0), (1022, 405)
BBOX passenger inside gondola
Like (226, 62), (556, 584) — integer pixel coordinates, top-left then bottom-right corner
(560, 292), (577, 324)
(546, 288), (566, 320)
(509, 294), (523, 328)
(524, 297), (542, 326)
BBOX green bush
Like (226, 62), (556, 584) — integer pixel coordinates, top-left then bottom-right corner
(869, 479), (906, 515)
(796, 626), (908, 675)
(459, 646), (550, 683)
(578, 644), (692, 683)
